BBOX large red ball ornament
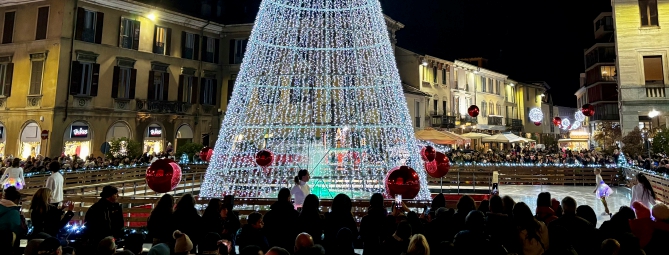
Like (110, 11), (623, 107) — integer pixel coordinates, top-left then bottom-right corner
(255, 150), (274, 167)
(146, 158), (182, 193)
(468, 105), (480, 118)
(385, 166), (421, 199)
(426, 152), (450, 178)
(534, 121), (542, 126)
(199, 147), (213, 162)
(581, 104), (595, 117)
(421, 146), (436, 162)
(552, 117), (562, 126)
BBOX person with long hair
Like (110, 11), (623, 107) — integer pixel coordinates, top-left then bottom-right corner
(172, 194), (202, 252)
(405, 234), (430, 255)
(631, 173), (657, 208)
(29, 188), (74, 237)
(593, 168), (613, 216)
(513, 202), (549, 255)
(202, 198), (223, 233)
(291, 169), (311, 209)
(298, 194), (324, 244)
(0, 158), (25, 189)
(147, 194), (175, 245)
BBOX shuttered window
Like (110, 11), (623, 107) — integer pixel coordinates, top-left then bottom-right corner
(30, 61), (44, 95)
(0, 63), (13, 97)
(35, 6), (49, 40)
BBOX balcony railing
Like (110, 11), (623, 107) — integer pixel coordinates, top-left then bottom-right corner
(136, 99), (191, 114)
(620, 86), (668, 100)
(505, 118), (523, 127)
(488, 116), (503, 126)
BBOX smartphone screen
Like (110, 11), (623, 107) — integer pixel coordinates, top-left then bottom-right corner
(395, 194), (402, 208)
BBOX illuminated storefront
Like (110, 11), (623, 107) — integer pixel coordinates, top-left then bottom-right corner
(558, 131), (590, 150)
(0, 123), (5, 158)
(19, 122), (41, 159)
(144, 124), (164, 154)
(63, 121), (91, 158)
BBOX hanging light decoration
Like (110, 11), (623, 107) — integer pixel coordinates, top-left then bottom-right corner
(468, 105), (480, 118)
(581, 104), (595, 117)
(552, 117), (562, 126)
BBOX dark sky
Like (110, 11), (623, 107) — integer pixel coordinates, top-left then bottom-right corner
(149, 0), (612, 107)
(379, 0), (613, 107)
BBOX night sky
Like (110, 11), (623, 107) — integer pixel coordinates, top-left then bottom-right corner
(150, 0), (613, 107)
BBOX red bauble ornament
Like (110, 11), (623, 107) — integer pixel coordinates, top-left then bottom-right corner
(421, 146), (436, 162)
(468, 105), (480, 118)
(534, 121), (542, 126)
(385, 166), (421, 199)
(146, 158), (182, 193)
(581, 104), (595, 117)
(552, 117), (562, 126)
(426, 152), (450, 178)
(255, 150), (274, 167)
(199, 147), (213, 162)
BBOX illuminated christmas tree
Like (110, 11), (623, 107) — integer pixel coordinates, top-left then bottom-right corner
(200, 0), (430, 199)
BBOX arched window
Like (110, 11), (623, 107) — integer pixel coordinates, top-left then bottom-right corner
(489, 101), (494, 115)
(481, 101), (487, 117)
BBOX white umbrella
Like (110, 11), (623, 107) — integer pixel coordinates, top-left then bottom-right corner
(461, 132), (491, 139)
(481, 133), (524, 143)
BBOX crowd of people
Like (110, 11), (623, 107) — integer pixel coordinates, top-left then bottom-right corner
(0, 162), (666, 255)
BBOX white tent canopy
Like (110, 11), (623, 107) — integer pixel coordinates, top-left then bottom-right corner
(481, 133), (524, 143)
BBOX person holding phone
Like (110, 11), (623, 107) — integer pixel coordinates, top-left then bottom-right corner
(29, 188), (74, 237)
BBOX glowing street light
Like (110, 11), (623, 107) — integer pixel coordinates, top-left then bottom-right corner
(649, 109), (660, 118)
(147, 12), (156, 21)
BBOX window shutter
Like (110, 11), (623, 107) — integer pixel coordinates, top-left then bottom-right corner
(147, 71), (155, 100)
(90, 64), (100, 96)
(69, 61), (83, 95)
(166, 28), (172, 56)
(193, 35), (200, 61)
(214, 38), (220, 64)
(229, 39), (235, 64)
(212, 79), (218, 105)
(191, 77), (199, 104)
(162, 72), (170, 101)
(2, 12), (15, 44)
(200, 78), (206, 103)
(35, 7), (49, 40)
(3, 63), (12, 97)
(111, 66), (119, 98)
(129, 68), (137, 99)
(95, 12), (104, 44)
(132, 20), (140, 50)
(118, 18), (123, 47)
(201, 36), (208, 61)
(178, 75), (184, 102)
(75, 8), (85, 40)
(181, 31), (186, 58)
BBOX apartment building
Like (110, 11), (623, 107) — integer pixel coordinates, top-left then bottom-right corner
(454, 60), (507, 132)
(612, 0), (669, 134)
(0, 0), (225, 158)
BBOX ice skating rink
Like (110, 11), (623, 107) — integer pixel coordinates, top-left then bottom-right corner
(500, 185), (631, 227)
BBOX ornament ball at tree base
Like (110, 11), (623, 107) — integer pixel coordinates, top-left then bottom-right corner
(385, 166), (421, 199)
(581, 104), (595, 117)
(421, 146), (436, 162)
(425, 152), (450, 178)
(255, 150), (274, 167)
(468, 105), (480, 118)
(146, 159), (182, 193)
(199, 147), (213, 162)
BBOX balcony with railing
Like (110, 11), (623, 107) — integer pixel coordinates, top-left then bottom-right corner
(620, 85), (668, 101)
(136, 99), (192, 114)
(505, 118), (523, 128)
(585, 45), (615, 69)
(488, 116), (503, 126)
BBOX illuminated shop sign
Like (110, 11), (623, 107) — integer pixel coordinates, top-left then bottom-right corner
(70, 126), (89, 138)
(148, 127), (162, 137)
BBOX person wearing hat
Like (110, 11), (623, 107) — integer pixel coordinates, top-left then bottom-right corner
(173, 230), (194, 255)
(37, 237), (62, 255)
(84, 185), (124, 250)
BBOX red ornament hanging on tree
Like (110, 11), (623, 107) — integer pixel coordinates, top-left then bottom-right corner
(421, 146), (436, 162)
(581, 104), (595, 117)
(426, 152), (450, 178)
(199, 147), (213, 162)
(255, 150), (274, 167)
(534, 121), (542, 126)
(552, 117), (562, 126)
(146, 158), (182, 193)
(468, 105), (480, 118)
(385, 166), (421, 199)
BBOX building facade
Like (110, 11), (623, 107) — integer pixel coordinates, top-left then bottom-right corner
(612, 0), (669, 134)
(513, 81), (546, 136)
(0, 0), (226, 159)
(454, 60), (507, 132)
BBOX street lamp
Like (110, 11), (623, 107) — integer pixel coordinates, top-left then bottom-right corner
(649, 109), (660, 118)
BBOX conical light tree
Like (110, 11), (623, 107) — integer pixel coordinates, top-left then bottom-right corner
(201, 0), (430, 199)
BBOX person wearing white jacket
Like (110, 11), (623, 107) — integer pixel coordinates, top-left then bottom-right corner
(0, 158), (25, 190)
(630, 173), (657, 209)
(291, 169), (311, 209)
(45, 161), (64, 206)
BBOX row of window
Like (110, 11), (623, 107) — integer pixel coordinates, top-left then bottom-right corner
(524, 87), (542, 103)
(480, 101), (503, 118)
(2, 7), (249, 65)
(479, 77), (502, 95)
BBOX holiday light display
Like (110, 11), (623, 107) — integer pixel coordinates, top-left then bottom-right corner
(200, 0), (430, 199)
(529, 108), (543, 123)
